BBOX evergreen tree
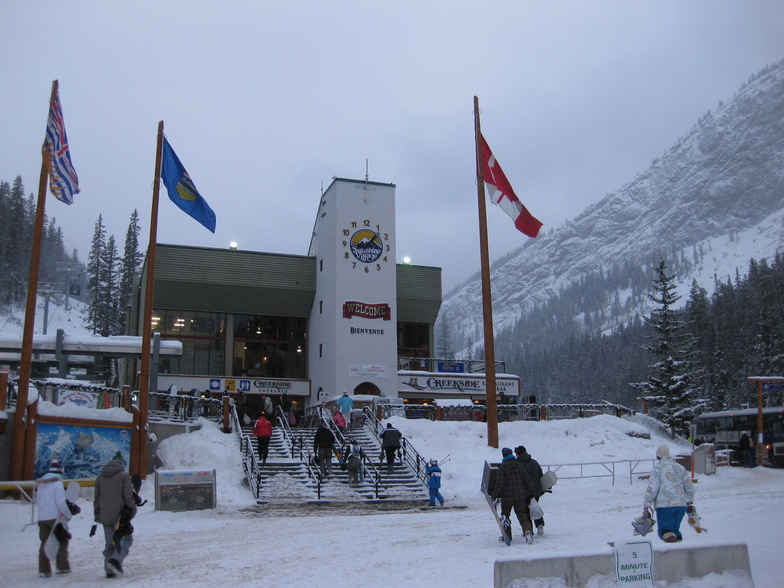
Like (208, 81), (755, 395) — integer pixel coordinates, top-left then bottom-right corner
(87, 215), (107, 334)
(118, 210), (142, 334)
(436, 314), (454, 358)
(631, 259), (699, 431)
(101, 234), (120, 336)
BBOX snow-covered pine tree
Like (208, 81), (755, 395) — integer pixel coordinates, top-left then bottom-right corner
(631, 259), (699, 434)
(101, 234), (120, 335)
(117, 210), (142, 335)
(86, 215), (107, 334)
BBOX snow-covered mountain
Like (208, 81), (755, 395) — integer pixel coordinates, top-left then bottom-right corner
(440, 59), (784, 355)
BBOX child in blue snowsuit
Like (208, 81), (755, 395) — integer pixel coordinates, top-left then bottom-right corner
(426, 459), (444, 506)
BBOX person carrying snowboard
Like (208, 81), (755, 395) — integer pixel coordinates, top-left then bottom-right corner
(515, 445), (546, 535)
(94, 452), (137, 578)
(643, 445), (695, 543)
(491, 447), (535, 544)
(35, 458), (73, 577)
(252, 413), (273, 464)
(426, 459), (445, 506)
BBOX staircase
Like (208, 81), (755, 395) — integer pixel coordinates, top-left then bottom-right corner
(241, 410), (429, 504)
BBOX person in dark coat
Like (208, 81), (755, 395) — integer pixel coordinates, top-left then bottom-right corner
(515, 445), (546, 535)
(739, 431), (756, 468)
(491, 447), (535, 544)
(379, 423), (403, 472)
(94, 452), (137, 578)
(313, 421), (336, 478)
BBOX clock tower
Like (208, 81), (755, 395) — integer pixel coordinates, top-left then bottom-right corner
(308, 178), (398, 404)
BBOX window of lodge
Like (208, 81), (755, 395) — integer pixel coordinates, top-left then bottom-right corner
(397, 322), (430, 358)
(232, 314), (307, 379)
(156, 310), (226, 376)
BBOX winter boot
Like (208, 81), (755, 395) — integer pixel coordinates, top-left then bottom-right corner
(536, 524), (545, 536)
(662, 532), (678, 543)
(525, 531), (534, 544)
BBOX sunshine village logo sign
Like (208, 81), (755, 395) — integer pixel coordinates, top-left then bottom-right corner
(343, 301), (391, 320)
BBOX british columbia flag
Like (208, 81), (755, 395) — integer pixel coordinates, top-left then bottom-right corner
(43, 92), (80, 204)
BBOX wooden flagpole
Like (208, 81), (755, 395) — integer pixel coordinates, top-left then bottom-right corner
(473, 96), (499, 448)
(134, 120), (164, 479)
(10, 80), (59, 482)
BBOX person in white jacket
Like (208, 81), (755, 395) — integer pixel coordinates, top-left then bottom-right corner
(36, 459), (73, 577)
(643, 445), (695, 542)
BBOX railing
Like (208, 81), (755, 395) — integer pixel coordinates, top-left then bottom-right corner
(396, 357), (506, 374)
(362, 406), (429, 487)
(540, 459), (658, 486)
(230, 405), (263, 499)
(148, 392), (223, 423)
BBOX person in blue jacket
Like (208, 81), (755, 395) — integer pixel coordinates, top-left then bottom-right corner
(426, 459), (444, 506)
(335, 391), (354, 427)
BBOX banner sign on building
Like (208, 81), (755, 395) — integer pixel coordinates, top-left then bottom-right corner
(157, 375), (309, 397)
(437, 361), (465, 373)
(343, 301), (391, 320)
(349, 364), (388, 379)
(398, 373), (519, 398)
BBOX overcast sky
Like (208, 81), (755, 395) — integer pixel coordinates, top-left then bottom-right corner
(2, 2), (784, 292)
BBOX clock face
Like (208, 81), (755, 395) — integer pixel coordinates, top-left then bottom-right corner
(341, 220), (390, 269)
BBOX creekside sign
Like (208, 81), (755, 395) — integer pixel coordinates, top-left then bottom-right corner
(397, 373), (520, 398)
(156, 375), (309, 397)
(614, 540), (655, 587)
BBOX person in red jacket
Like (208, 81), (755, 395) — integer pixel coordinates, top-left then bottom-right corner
(252, 413), (273, 464)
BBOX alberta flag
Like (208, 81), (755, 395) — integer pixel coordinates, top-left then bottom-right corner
(479, 133), (542, 238)
(44, 92), (80, 205)
(161, 137), (216, 233)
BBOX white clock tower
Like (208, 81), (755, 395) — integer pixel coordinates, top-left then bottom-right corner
(307, 178), (398, 405)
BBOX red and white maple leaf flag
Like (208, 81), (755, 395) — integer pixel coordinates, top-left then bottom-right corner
(479, 133), (543, 238)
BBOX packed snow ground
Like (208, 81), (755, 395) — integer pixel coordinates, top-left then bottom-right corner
(2, 413), (782, 587)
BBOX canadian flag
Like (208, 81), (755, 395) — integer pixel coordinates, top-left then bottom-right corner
(479, 133), (542, 238)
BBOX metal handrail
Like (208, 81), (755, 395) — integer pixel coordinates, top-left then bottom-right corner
(362, 406), (429, 488)
(231, 406), (262, 499)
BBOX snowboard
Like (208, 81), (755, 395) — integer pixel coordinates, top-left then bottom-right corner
(540, 471), (557, 492)
(44, 481), (80, 561)
(112, 474), (144, 551)
(482, 486), (511, 546)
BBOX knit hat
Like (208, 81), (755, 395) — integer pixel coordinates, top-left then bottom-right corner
(656, 445), (670, 458)
(112, 451), (126, 465)
(48, 460), (64, 475)
(514, 446), (526, 454)
(501, 447), (513, 457)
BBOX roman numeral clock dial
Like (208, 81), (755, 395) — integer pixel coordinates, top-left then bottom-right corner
(341, 220), (390, 272)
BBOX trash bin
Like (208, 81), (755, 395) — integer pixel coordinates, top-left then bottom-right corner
(692, 443), (716, 475)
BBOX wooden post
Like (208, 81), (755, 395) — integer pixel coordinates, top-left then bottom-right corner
(223, 396), (231, 432)
(11, 80), (59, 483)
(135, 121), (165, 479)
(473, 96), (499, 448)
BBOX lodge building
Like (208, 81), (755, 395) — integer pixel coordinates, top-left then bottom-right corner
(129, 177), (519, 412)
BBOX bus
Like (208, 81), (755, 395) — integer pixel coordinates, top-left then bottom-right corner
(692, 406), (784, 467)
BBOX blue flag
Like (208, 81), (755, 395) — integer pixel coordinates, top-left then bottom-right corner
(161, 138), (216, 233)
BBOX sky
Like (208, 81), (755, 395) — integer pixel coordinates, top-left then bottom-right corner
(2, 2), (784, 292)
(2, 410), (780, 587)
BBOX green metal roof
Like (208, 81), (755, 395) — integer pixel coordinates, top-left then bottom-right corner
(143, 244), (442, 323)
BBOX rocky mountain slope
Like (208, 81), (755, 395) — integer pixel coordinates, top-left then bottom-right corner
(440, 59), (784, 355)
